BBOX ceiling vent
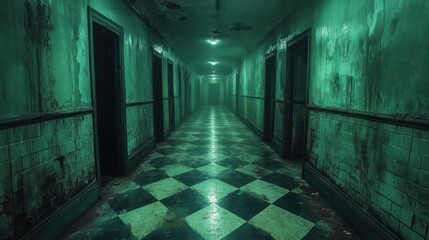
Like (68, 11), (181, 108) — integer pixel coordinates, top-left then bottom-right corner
(164, 1), (181, 10)
(230, 23), (253, 31)
(212, 30), (230, 37)
(159, 11), (187, 22)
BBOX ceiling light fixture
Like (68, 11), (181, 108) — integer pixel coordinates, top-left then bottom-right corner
(207, 38), (219, 45)
(209, 61), (218, 65)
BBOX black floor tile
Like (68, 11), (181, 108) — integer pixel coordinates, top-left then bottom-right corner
(65, 217), (133, 240)
(192, 133), (211, 138)
(157, 147), (184, 155)
(218, 190), (269, 221)
(161, 189), (210, 217)
(223, 223), (274, 240)
(180, 159), (211, 168)
(143, 221), (203, 240)
(173, 170), (211, 186)
(261, 172), (300, 190)
(253, 158), (285, 171)
(240, 139), (263, 145)
(273, 192), (317, 222)
(132, 169), (169, 186)
(246, 148), (274, 158)
(165, 139), (185, 146)
(149, 157), (177, 168)
(189, 140), (211, 146)
(302, 224), (331, 240)
(216, 169), (256, 188)
(217, 158), (248, 169)
(188, 146), (211, 155)
(108, 188), (157, 213)
(217, 140), (238, 146)
(217, 146), (237, 154)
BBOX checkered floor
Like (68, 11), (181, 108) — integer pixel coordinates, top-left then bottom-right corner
(62, 106), (360, 240)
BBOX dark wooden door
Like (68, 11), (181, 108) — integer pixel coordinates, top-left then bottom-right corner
(152, 52), (164, 142)
(236, 73), (240, 115)
(90, 12), (127, 179)
(167, 60), (175, 131)
(283, 32), (310, 159)
(178, 65), (182, 123)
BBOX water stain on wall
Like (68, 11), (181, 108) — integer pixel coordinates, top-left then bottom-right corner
(24, 0), (58, 112)
(330, 72), (340, 95)
(364, 0), (385, 110)
(24, 1), (53, 49)
(1, 180), (14, 238)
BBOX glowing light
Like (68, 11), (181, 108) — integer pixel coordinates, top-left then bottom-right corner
(207, 38), (220, 45)
(153, 44), (163, 54)
(209, 61), (218, 65)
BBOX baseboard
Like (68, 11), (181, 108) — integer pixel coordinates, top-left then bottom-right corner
(302, 163), (401, 240)
(271, 137), (283, 157)
(22, 181), (99, 240)
(238, 116), (263, 139)
(128, 137), (156, 171)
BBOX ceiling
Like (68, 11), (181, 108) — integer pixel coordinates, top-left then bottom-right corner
(125, 0), (302, 77)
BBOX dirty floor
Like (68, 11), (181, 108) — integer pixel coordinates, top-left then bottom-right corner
(62, 106), (360, 240)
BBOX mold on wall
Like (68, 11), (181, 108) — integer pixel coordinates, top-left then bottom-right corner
(1, 115), (95, 239)
(126, 105), (153, 154)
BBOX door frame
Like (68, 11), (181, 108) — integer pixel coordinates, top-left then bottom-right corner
(177, 64), (182, 124)
(282, 28), (311, 160)
(263, 52), (277, 142)
(184, 69), (190, 119)
(88, 7), (128, 183)
(235, 72), (240, 116)
(167, 59), (175, 131)
(152, 50), (164, 142)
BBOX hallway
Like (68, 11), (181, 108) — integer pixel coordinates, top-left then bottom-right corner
(62, 106), (359, 240)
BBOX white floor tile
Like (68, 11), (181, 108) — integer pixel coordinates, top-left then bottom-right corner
(161, 163), (193, 176)
(186, 204), (245, 240)
(240, 179), (289, 203)
(235, 164), (273, 178)
(249, 205), (314, 240)
(191, 179), (237, 203)
(119, 201), (168, 239)
(143, 178), (187, 200)
(197, 163), (229, 177)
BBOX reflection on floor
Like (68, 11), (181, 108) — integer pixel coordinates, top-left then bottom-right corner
(62, 106), (360, 240)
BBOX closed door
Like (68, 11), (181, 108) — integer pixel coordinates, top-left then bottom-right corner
(167, 60), (175, 130)
(152, 52), (164, 142)
(283, 32), (310, 159)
